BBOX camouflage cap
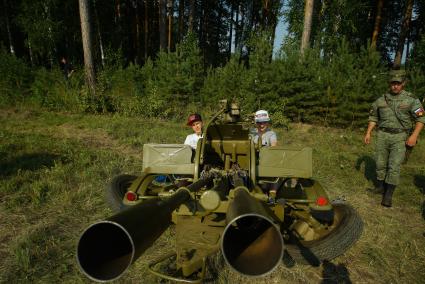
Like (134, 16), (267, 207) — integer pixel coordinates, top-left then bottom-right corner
(388, 70), (406, 83)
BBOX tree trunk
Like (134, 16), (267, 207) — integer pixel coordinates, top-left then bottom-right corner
(405, 30), (411, 67)
(235, 4), (239, 51)
(134, 0), (141, 64)
(3, 0), (15, 55)
(267, 0), (279, 54)
(270, 17), (278, 55)
(115, 0), (121, 22)
(371, 0), (384, 50)
(144, 0), (149, 61)
(199, 0), (205, 63)
(28, 38), (34, 65)
(393, 0), (413, 69)
(159, 0), (167, 50)
(262, 0), (270, 28)
(178, 0), (184, 42)
(167, 0), (173, 52)
(93, 0), (105, 67)
(229, 3), (234, 57)
(188, 0), (195, 32)
(301, 0), (314, 57)
(317, 0), (325, 55)
(79, 0), (96, 94)
(238, 3), (245, 54)
(44, 2), (56, 68)
(239, 3), (245, 55)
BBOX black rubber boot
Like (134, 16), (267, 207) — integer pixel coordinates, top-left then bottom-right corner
(381, 183), (396, 207)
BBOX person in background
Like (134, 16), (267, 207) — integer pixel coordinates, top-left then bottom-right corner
(184, 113), (203, 149)
(364, 70), (425, 207)
(253, 110), (277, 147)
(60, 57), (74, 80)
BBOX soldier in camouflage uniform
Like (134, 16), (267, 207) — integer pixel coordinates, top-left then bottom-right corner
(364, 70), (425, 207)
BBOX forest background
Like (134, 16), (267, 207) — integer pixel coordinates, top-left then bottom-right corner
(1, 1), (425, 283)
(1, 0), (425, 126)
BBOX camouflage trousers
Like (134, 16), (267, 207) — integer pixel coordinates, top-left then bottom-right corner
(375, 130), (407, 185)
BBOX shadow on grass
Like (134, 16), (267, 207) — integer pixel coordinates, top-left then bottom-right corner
(414, 175), (425, 221)
(355, 155), (380, 192)
(0, 153), (61, 177)
(422, 201), (425, 223)
(204, 253), (225, 283)
(321, 260), (352, 284)
(355, 155), (376, 182)
(285, 236), (321, 267)
(414, 175), (425, 194)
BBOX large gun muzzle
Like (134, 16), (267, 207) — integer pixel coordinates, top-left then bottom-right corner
(221, 187), (284, 277)
(77, 180), (204, 282)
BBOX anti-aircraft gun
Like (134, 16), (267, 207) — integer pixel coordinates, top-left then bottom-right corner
(77, 100), (363, 282)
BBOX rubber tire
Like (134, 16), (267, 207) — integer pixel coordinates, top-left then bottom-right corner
(285, 202), (363, 266)
(106, 174), (137, 213)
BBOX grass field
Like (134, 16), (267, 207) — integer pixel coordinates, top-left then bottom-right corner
(0, 108), (424, 283)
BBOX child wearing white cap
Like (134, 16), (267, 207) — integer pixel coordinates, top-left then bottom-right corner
(253, 110), (277, 147)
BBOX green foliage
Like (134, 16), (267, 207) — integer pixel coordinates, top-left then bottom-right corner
(29, 67), (87, 112)
(243, 31), (280, 111)
(313, 41), (387, 127)
(411, 37), (425, 70)
(16, 0), (62, 63)
(0, 32), (423, 128)
(143, 33), (204, 119)
(80, 34), (204, 119)
(408, 67), (425, 102)
(96, 63), (145, 115)
(201, 55), (247, 106)
(272, 39), (386, 127)
(202, 31), (289, 123)
(273, 43), (321, 123)
(0, 50), (32, 106)
(103, 46), (126, 69)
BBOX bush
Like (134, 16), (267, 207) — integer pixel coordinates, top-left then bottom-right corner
(201, 55), (247, 106)
(29, 67), (86, 112)
(0, 50), (32, 106)
(274, 40), (386, 127)
(148, 33), (204, 118)
(2, 36), (424, 129)
(96, 63), (145, 115)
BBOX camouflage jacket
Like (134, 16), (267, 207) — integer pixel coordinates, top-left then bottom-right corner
(369, 90), (425, 130)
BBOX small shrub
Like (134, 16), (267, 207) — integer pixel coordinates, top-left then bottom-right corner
(29, 67), (86, 112)
(0, 50), (32, 106)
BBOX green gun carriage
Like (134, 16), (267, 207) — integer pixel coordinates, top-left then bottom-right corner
(77, 100), (363, 282)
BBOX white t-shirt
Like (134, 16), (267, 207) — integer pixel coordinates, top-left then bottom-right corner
(252, 129), (277, 147)
(184, 133), (203, 149)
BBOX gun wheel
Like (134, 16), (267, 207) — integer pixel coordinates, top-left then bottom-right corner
(106, 174), (137, 212)
(285, 202), (363, 265)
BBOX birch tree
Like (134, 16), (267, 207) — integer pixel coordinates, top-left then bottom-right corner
(3, 0), (15, 55)
(393, 0), (413, 68)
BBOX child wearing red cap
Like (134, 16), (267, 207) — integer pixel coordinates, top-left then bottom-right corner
(184, 113), (203, 149)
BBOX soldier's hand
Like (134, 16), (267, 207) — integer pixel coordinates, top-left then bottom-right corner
(364, 133), (371, 144)
(406, 135), (417, 147)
